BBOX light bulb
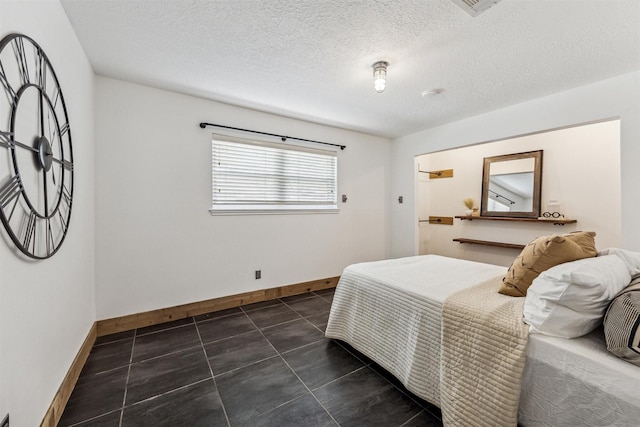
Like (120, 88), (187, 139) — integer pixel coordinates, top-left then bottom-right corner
(372, 61), (388, 93)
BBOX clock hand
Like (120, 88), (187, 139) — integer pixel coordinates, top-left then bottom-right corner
(49, 157), (73, 185)
(43, 168), (48, 217)
(9, 137), (38, 153)
(50, 157), (73, 170)
(0, 132), (38, 153)
(39, 87), (44, 139)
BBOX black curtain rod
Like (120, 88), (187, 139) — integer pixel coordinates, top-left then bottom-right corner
(489, 189), (515, 205)
(199, 122), (346, 150)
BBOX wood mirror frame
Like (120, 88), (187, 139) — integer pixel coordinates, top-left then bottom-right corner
(480, 150), (543, 218)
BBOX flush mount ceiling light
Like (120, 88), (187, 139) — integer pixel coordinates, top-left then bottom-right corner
(372, 61), (388, 93)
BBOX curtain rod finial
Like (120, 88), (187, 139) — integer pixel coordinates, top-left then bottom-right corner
(199, 123), (206, 129)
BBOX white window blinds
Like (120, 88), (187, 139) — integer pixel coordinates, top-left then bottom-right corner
(211, 134), (338, 213)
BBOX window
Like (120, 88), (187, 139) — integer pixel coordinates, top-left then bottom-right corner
(488, 198), (510, 212)
(210, 134), (338, 214)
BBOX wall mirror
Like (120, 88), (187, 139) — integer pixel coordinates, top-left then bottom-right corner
(481, 150), (543, 218)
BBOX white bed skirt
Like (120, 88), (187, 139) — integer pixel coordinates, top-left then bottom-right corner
(519, 328), (640, 426)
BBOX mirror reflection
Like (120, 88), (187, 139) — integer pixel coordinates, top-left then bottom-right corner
(481, 151), (542, 218)
(488, 158), (535, 212)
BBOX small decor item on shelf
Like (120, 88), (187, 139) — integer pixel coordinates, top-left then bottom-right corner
(547, 200), (561, 214)
(463, 198), (475, 216)
(539, 200), (563, 220)
(472, 207), (480, 217)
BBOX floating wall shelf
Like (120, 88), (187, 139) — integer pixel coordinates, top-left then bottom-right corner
(454, 215), (576, 225)
(453, 215), (577, 250)
(452, 238), (525, 250)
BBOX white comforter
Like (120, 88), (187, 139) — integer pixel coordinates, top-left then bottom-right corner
(325, 255), (507, 405)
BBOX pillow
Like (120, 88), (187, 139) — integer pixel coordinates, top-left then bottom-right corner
(603, 277), (640, 366)
(523, 255), (631, 338)
(598, 247), (640, 277)
(499, 231), (597, 297)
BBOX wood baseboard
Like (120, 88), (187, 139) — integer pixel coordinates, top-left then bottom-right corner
(40, 322), (97, 427)
(96, 276), (339, 336)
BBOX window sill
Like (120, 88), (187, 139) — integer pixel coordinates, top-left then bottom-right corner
(209, 206), (340, 215)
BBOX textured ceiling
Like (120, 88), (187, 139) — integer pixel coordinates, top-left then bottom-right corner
(60, 0), (640, 139)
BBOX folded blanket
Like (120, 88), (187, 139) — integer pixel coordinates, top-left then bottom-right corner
(441, 277), (529, 427)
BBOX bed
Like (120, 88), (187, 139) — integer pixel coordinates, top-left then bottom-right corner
(325, 254), (640, 427)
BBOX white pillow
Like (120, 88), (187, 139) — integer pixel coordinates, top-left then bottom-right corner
(598, 247), (640, 276)
(523, 255), (631, 338)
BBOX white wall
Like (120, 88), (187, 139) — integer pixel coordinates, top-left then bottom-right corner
(0, 2), (96, 426)
(416, 120), (621, 266)
(95, 77), (391, 319)
(391, 71), (640, 259)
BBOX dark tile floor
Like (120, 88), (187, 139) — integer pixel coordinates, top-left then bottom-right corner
(59, 289), (443, 427)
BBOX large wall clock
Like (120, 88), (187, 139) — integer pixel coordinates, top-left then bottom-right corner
(0, 33), (74, 259)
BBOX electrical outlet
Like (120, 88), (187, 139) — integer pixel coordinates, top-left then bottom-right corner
(1, 413), (9, 427)
(255, 270), (261, 279)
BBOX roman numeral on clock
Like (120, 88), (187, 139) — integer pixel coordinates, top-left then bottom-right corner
(0, 175), (21, 209)
(0, 131), (13, 148)
(61, 184), (71, 207)
(46, 217), (54, 256)
(22, 211), (36, 251)
(12, 37), (30, 85)
(0, 63), (17, 108)
(36, 50), (47, 90)
(59, 122), (70, 137)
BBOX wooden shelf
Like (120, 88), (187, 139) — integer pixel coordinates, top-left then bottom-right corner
(454, 215), (576, 225)
(452, 215), (577, 251)
(453, 238), (525, 250)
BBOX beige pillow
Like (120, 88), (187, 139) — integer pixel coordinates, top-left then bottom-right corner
(499, 231), (597, 297)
